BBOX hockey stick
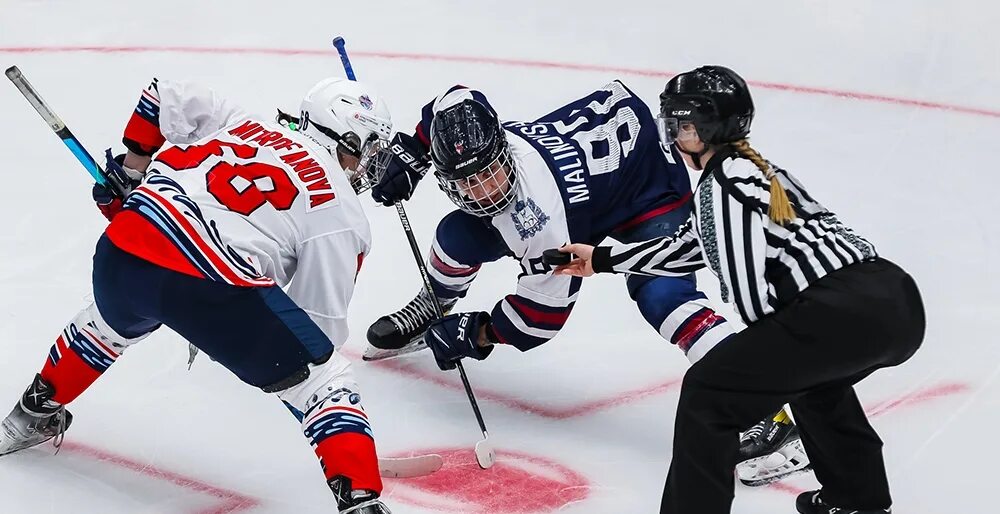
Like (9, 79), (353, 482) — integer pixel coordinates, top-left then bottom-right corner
(333, 37), (497, 470)
(5, 66), (128, 198)
(6, 65), (202, 367)
(378, 454), (444, 479)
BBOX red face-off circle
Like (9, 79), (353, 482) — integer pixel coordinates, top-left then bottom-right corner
(384, 448), (590, 513)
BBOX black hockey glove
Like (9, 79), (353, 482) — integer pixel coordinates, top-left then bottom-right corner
(424, 311), (495, 371)
(370, 132), (431, 206)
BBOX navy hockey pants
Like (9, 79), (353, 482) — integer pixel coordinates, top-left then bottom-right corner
(611, 203), (731, 357)
(91, 235), (333, 390)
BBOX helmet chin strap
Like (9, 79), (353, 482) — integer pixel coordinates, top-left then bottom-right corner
(677, 145), (711, 170)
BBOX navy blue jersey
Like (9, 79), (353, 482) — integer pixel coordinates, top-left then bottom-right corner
(420, 82), (695, 350)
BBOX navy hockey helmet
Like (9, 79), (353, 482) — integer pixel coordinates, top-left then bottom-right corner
(430, 99), (518, 217)
(658, 65), (754, 145)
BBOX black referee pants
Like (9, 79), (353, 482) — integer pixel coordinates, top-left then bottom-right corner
(660, 258), (925, 514)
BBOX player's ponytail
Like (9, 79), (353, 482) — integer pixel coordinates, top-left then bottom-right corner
(730, 139), (795, 225)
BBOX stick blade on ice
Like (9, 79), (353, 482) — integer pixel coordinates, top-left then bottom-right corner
(378, 454), (444, 478)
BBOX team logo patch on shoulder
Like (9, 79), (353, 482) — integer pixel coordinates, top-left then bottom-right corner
(511, 198), (550, 240)
(359, 94), (373, 110)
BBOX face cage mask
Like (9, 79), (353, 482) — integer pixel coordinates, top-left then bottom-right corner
(349, 133), (389, 194)
(436, 146), (518, 218)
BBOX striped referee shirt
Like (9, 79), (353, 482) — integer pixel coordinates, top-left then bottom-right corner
(591, 149), (878, 325)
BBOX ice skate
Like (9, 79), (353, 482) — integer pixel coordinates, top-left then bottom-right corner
(364, 289), (456, 361)
(736, 410), (811, 486)
(0, 374), (73, 457)
(330, 476), (392, 513)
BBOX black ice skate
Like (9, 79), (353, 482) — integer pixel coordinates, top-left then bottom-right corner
(796, 490), (891, 514)
(330, 476), (392, 514)
(364, 290), (456, 361)
(0, 374), (73, 457)
(736, 409), (811, 486)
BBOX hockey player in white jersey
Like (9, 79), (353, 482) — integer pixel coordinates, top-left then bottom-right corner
(365, 82), (809, 485)
(0, 77), (393, 513)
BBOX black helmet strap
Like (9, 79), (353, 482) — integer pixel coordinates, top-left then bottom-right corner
(676, 143), (711, 170)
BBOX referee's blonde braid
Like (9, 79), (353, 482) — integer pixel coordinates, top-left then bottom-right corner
(730, 139), (796, 224)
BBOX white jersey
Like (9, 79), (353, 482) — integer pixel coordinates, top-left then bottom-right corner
(106, 80), (371, 346)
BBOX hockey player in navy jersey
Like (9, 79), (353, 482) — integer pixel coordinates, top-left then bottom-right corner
(0, 77), (394, 514)
(365, 81), (808, 484)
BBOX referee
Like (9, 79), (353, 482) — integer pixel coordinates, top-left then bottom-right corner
(555, 66), (924, 514)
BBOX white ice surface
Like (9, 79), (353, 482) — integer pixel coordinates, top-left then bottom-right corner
(1, 1), (998, 513)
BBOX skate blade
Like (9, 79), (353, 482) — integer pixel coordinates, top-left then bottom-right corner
(0, 435), (56, 457)
(737, 437), (812, 487)
(362, 339), (428, 361)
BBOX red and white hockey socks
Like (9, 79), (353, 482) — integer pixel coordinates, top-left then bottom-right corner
(278, 352), (383, 494)
(38, 304), (143, 406)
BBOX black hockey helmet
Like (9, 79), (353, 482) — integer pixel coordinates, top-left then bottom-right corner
(430, 99), (518, 217)
(658, 65), (754, 145)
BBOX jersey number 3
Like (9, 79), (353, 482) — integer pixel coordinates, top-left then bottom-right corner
(157, 140), (299, 215)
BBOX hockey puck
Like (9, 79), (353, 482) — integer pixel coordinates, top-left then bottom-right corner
(542, 248), (572, 266)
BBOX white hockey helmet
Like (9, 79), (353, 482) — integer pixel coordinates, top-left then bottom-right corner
(299, 77), (392, 193)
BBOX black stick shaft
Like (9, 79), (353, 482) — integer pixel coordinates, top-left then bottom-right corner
(393, 202), (490, 436)
(332, 36), (490, 438)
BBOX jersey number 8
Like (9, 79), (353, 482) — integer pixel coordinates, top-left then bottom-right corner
(156, 139), (299, 215)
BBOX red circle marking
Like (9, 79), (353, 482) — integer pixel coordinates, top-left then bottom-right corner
(385, 448), (590, 513)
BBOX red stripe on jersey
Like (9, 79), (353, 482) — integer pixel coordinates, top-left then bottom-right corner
(415, 122), (430, 148)
(506, 296), (572, 327)
(105, 210), (208, 280)
(138, 188), (273, 287)
(123, 112), (165, 155)
(613, 192), (693, 232)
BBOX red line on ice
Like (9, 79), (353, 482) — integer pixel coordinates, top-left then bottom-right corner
(766, 381), (970, 498)
(865, 381), (969, 418)
(2, 45), (999, 119)
(59, 441), (260, 514)
(349, 348), (682, 419)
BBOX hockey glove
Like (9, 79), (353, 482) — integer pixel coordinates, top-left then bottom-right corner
(93, 183), (123, 221)
(370, 132), (431, 206)
(93, 152), (144, 221)
(424, 311), (495, 371)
